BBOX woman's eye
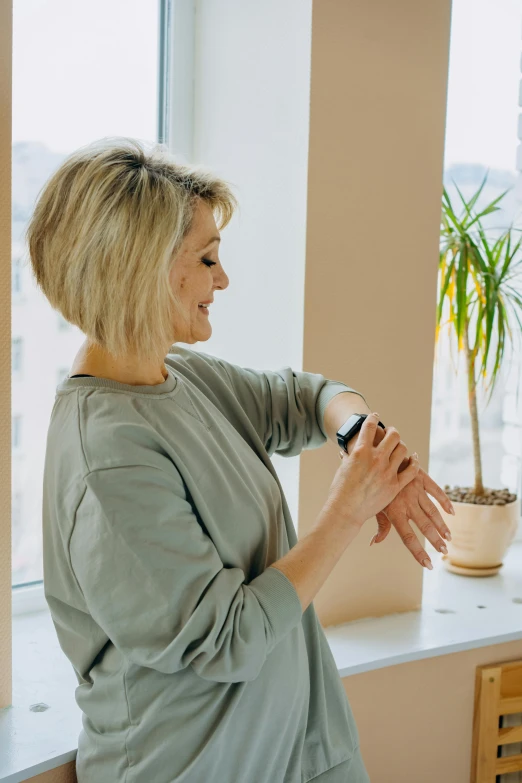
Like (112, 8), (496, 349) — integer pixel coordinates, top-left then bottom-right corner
(202, 258), (216, 267)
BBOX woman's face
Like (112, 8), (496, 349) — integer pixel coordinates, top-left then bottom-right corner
(169, 199), (229, 344)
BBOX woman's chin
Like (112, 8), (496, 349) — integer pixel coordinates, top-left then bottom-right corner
(194, 322), (212, 342)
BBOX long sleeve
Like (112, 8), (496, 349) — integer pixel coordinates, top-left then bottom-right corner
(69, 463), (303, 684)
(192, 349), (368, 457)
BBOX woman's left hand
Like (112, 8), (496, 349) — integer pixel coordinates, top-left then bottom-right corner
(372, 463), (455, 568)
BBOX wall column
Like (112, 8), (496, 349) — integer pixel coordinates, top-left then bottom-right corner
(300, 0), (452, 625)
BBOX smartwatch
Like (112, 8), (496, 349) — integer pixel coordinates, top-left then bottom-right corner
(336, 413), (386, 453)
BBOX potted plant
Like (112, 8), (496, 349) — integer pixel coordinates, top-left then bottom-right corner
(435, 175), (521, 575)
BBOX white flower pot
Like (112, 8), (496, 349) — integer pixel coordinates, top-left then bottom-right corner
(436, 497), (520, 576)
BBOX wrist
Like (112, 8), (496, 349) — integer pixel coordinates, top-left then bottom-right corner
(320, 497), (365, 531)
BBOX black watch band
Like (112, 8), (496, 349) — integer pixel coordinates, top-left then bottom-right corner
(336, 413), (386, 452)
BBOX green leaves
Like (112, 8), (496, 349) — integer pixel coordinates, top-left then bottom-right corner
(437, 176), (522, 404)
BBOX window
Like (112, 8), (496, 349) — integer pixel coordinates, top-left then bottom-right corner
(56, 367), (69, 386)
(12, 492), (23, 551)
(12, 0), (162, 587)
(429, 0), (522, 534)
(12, 415), (22, 450)
(12, 255), (22, 294)
(12, 337), (23, 373)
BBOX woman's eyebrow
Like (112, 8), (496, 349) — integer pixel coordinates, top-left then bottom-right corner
(199, 236), (221, 250)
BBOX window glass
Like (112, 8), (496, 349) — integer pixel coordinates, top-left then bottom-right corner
(12, 255), (22, 295)
(12, 415), (22, 451)
(12, 337), (23, 373)
(12, 0), (160, 586)
(56, 368), (69, 386)
(429, 0), (522, 506)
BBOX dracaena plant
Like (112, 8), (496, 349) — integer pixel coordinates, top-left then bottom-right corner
(436, 174), (522, 496)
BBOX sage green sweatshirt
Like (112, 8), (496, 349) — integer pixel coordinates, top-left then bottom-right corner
(42, 345), (367, 783)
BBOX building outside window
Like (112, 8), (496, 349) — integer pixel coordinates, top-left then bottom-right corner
(12, 415), (22, 450)
(11, 0), (161, 586)
(12, 492), (23, 553)
(12, 255), (22, 294)
(57, 314), (71, 331)
(12, 336), (23, 373)
(56, 367), (69, 386)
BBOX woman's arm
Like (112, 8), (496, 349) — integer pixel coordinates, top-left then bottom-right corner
(69, 463), (304, 684)
(322, 391), (373, 444)
(182, 348), (369, 457)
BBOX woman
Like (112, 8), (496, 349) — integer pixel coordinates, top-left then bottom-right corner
(29, 138), (453, 783)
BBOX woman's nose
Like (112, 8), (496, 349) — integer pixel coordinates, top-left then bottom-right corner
(215, 267), (229, 291)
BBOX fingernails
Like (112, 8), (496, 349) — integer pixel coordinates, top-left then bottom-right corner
(444, 530), (452, 541)
(449, 503), (456, 515)
(422, 558), (433, 570)
(440, 544), (448, 555)
(412, 451), (419, 460)
(369, 534), (378, 546)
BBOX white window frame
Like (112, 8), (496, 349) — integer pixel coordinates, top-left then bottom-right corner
(158, 0), (195, 160)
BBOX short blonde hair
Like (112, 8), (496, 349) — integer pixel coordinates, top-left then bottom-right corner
(26, 137), (239, 362)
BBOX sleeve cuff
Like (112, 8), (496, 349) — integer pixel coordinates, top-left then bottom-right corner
(316, 383), (369, 438)
(248, 566), (304, 654)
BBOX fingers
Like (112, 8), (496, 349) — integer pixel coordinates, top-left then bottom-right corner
(370, 511), (392, 545)
(397, 454), (420, 490)
(420, 469), (456, 516)
(417, 492), (453, 543)
(377, 425), (401, 459)
(357, 412), (380, 447)
(389, 440), (408, 472)
(388, 516), (434, 570)
(411, 498), (450, 553)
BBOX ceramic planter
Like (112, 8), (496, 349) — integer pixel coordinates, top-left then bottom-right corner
(436, 497), (520, 576)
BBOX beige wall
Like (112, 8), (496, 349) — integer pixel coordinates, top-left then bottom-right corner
(0, 0), (12, 711)
(301, 0), (453, 626)
(344, 639), (522, 783)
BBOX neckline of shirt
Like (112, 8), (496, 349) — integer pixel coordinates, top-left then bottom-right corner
(56, 363), (181, 398)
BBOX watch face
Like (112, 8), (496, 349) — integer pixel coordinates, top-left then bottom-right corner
(337, 414), (365, 439)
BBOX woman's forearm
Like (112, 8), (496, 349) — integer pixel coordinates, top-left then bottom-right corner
(272, 392), (389, 613)
(270, 501), (361, 613)
(322, 391), (373, 451)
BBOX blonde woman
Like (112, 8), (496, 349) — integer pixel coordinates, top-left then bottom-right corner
(29, 138), (454, 783)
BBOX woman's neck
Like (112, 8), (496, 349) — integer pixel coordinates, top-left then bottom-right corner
(70, 340), (168, 386)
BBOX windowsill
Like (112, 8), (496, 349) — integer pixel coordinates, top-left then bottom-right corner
(324, 540), (522, 677)
(1, 610), (81, 782)
(2, 543), (522, 783)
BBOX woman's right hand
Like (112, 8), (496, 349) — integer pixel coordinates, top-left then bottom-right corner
(325, 412), (420, 528)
